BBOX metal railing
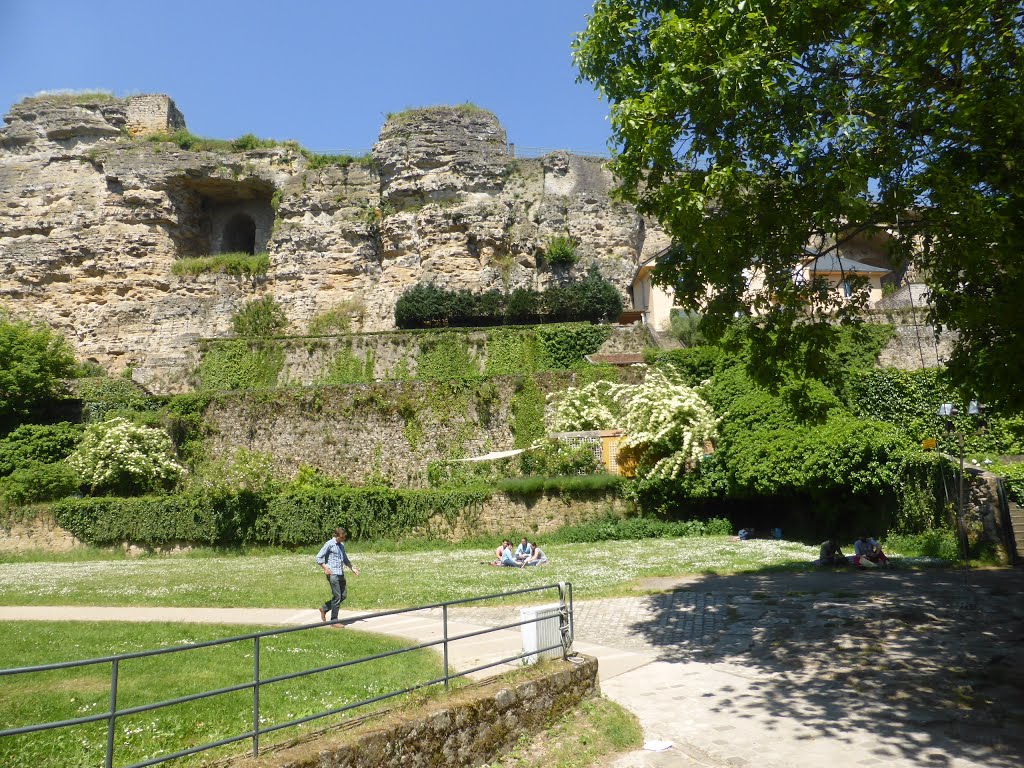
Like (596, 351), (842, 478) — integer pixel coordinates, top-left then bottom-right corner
(0, 582), (574, 768)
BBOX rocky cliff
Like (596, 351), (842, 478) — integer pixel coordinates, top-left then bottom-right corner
(0, 94), (667, 393)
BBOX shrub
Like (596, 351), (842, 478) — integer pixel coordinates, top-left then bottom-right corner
(0, 311), (77, 427)
(196, 339), (284, 391)
(232, 296), (288, 338)
(307, 300), (366, 335)
(548, 515), (732, 543)
(545, 236), (578, 268)
(517, 439), (600, 477)
(0, 461), (79, 506)
(0, 422), (82, 477)
(669, 311), (707, 346)
(66, 417), (183, 496)
(76, 377), (151, 422)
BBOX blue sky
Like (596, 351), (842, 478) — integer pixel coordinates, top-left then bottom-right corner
(0, 1), (613, 156)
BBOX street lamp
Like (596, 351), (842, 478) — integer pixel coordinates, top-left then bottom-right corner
(938, 401), (985, 567)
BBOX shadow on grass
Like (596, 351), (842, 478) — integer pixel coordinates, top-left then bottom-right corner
(618, 567), (1024, 767)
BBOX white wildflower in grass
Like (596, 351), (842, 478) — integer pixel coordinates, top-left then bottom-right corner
(66, 417), (182, 495)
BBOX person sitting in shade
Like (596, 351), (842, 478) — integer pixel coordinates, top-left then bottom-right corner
(523, 541), (548, 566)
(514, 537), (533, 563)
(853, 534), (890, 569)
(816, 538), (848, 567)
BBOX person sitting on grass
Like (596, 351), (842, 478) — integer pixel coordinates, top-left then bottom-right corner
(853, 534), (890, 569)
(816, 538), (848, 567)
(523, 541), (548, 566)
(499, 544), (521, 567)
(514, 537), (533, 563)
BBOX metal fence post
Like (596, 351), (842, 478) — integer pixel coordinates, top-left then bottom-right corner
(442, 605), (450, 690)
(253, 636), (260, 757)
(105, 659), (118, 768)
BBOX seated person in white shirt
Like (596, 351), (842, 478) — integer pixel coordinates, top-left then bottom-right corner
(853, 534), (889, 568)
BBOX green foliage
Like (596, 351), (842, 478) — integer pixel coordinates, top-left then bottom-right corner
(575, 0), (1024, 408)
(535, 323), (612, 369)
(0, 423), (82, 477)
(844, 368), (1024, 455)
(190, 447), (278, 496)
(231, 296), (288, 338)
(668, 311), (706, 347)
(0, 461), (79, 507)
(171, 252), (269, 277)
(428, 438), (600, 488)
(66, 417), (183, 496)
(147, 130), (283, 153)
(196, 339), (284, 391)
(394, 270), (623, 328)
(415, 334), (480, 380)
(75, 377), (151, 422)
(0, 312), (77, 427)
(495, 474), (622, 495)
(299, 149), (374, 170)
(510, 378), (546, 448)
(992, 462), (1024, 506)
(256, 486), (490, 545)
(307, 300), (366, 335)
(544, 235), (578, 268)
(483, 329), (549, 375)
(24, 91), (118, 105)
(884, 529), (960, 561)
(651, 346), (726, 386)
(548, 514), (731, 544)
(321, 345), (375, 385)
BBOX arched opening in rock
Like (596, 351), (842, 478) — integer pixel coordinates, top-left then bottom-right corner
(222, 213), (257, 255)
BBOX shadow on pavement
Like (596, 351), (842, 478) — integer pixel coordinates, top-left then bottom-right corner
(624, 567), (1024, 767)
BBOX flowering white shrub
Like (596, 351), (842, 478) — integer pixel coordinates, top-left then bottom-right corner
(549, 367), (719, 480)
(66, 417), (183, 495)
(548, 380), (620, 431)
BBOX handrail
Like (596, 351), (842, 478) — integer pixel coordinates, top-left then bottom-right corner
(0, 582), (573, 768)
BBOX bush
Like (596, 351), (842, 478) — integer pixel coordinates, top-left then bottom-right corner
(0, 461), (79, 506)
(76, 378), (151, 422)
(232, 297), (288, 338)
(883, 529), (959, 561)
(196, 339), (284, 391)
(0, 312), (77, 427)
(66, 417), (183, 496)
(307, 300), (366, 335)
(548, 515), (732, 543)
(394, 271), (623, 329)
(0, 422), (82, 477)
(545, 236), (578, 268)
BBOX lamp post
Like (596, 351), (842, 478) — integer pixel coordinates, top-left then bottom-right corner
(938, 401), (985, 567)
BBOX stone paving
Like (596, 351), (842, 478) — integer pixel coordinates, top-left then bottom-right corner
(457, 568), (1024, 767)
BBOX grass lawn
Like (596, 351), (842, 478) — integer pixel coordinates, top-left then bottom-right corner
(0, 620), (449, 768)
(0, 537), (833, 609)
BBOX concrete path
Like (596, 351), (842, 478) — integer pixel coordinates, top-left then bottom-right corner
(3, 568), (1022, 767)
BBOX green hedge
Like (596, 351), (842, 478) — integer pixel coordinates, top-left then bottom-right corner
(394, 267), (623, 328)
(52, 486), (492, 547)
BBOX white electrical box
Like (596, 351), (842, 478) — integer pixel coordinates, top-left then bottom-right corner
(520, 603), (565, 664)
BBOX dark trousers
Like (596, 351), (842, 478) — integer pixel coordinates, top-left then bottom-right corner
(322, 573), (347, 620)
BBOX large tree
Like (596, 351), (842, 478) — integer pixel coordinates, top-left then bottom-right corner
(575, 0), (1024, 408)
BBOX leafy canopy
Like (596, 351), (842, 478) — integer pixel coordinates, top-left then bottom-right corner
(0, 311), (76, 428)
(575, 0), (1024, 408)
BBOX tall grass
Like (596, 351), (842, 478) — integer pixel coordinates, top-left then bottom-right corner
(171, 252), (269, 277)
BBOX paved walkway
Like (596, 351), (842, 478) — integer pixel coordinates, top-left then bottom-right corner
(3, 568), (1022, 767)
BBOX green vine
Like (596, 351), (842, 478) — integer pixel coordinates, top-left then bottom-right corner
(510, 378), (546, 448)
(197, 340), (284, 391)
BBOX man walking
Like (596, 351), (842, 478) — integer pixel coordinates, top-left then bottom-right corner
(316, 527), (359, 627)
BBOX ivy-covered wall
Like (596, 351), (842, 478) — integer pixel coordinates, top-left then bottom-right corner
(201, 370), (642, 487)
(194, 323), (640, 390)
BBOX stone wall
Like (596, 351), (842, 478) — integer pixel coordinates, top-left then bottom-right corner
(243, 657), (599, 768)
(0, 516), (81, 554)
(124, 95), (186, 137)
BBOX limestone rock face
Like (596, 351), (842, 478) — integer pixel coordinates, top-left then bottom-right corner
(0, 95), (665, 392)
